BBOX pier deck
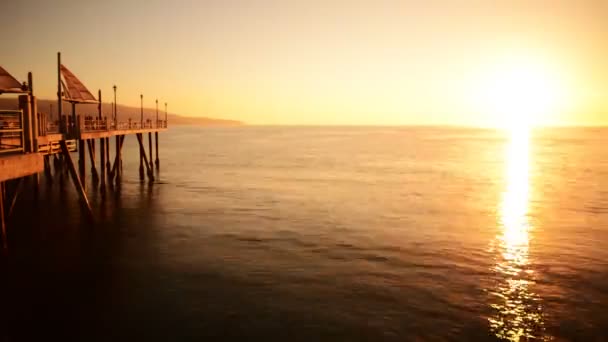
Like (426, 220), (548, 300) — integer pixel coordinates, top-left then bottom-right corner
(0, 153), (43, 182)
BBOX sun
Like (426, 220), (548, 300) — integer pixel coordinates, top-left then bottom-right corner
(475, 57), (565, 131)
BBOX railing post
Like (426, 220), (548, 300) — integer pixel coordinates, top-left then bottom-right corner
(20, 110), (25, 153)
(30, 95), (38, 152)
(18, 95), (33, 153)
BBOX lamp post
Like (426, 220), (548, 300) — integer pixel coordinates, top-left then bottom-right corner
(140, 94), (143, 128)
(113, 85), (117, 126)
(155, 99), (158, 128)
(164, 102), (167, 127)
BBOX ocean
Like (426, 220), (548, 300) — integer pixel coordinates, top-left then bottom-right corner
(1, 126), (607, 341)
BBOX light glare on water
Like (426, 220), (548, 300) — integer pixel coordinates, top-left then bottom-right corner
(489, 127), (547, 341)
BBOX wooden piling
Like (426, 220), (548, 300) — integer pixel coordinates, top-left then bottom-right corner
(7, 178), (24, 218)
(78, 139), (86, 190)
(155, 132), (159, 168)
(87, 139), (99, 182)
(105, 137), (111, 176)
(100, 138), (106, 191)
(139, 134), (144, 181)
(110, 135), (124, 185)
(60, 140), (93, 219)
(18, 95), (34, 153)
(136, 133), (154, 182)
(44, 155), (52, 183)
(90, 139), (96, 171)
(115, 135), (121, 183)
(148, 132), (153, 170)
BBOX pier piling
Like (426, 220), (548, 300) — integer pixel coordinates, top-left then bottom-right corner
(78, 139), (86, 190)
(136, 133), (154, 182)
(100, 138), (106, 191)
(139, 139), (144, 181)
(115, 135), (122, 185)
(105, 137), (110, 176)
(60, 140), (93, 219)
(148, 132), (153, 171)
(155, 132), (159, 168)
(87, 140), (99, 183)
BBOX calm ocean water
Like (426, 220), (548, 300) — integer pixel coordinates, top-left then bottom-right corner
(1, 126), (607, 341)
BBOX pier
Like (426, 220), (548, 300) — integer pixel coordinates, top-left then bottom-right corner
(0, 53), (168, 248)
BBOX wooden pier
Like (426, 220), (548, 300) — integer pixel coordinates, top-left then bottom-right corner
(0, 53), (168, 248)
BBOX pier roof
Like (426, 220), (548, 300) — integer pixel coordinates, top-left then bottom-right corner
(60, 64), (99, 104)
(0, 66), (27, 94)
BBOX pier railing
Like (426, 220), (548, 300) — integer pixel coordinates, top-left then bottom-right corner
(0, 110), (25, 154)
(44, 114), (167, 137)
(82, 116), (109, 131)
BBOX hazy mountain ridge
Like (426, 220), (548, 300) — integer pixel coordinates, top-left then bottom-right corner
(0, 98), (242, 126)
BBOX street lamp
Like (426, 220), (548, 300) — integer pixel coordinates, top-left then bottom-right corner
(140, 94), (143, 127)
(113, 85), (117, 126)
(155, 99), (158, 128)
(164, 102), (167, 127)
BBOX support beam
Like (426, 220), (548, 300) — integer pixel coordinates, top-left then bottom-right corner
(87, 139), (99, 182)
(105, 137), (110, 178)
(155, 132), (159, 168)
(60, 140), (93, 219)
(148, 132), (153, 170)
(100, 138), (106, 191)
(109, 135), (125, 184)
(139, 135), (144, 181)
(136, 133), (155, 182)
(7, 178), (24, 218)
(18, 95), (34, 153)
(115, 135), (121, 184)
(44, 156), (53, 185)
(90, 139), (96, 171)
(78, 139), (86, 190)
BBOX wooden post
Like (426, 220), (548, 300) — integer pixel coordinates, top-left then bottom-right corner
(136, 133), (155, 182)
(115, 135), (122, 183)
(57, 52), (63, 134)
(18, 95), (33, 153)
(30, 109), (39, 146)
(78, 138), (86, 190)
(87, 140), (98, 182)
(98, 89), (102, 119)
(148, 132), (153, 169)
(155, 132), (159, 168)
(7, 178), (24, 218)
(60, 140), (93, 220)
(90, 139), (96, 168)
(105, 137), (110, 176)
(72, 103), (77, 137)
(100, 138), (106, 191)
(139, 134), (144, 181)
(44, 155), (53, 183)
(109, 135), (125, 185)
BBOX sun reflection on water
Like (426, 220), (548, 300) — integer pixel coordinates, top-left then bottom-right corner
(488, 127), (548, 341)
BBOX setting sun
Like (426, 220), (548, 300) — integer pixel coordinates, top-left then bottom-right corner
(476, 57), (568, 130)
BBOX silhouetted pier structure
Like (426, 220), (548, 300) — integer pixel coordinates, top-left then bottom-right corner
(0, 53), (168, 248)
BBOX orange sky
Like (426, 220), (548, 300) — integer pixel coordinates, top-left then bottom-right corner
(2, 0), (607, 126)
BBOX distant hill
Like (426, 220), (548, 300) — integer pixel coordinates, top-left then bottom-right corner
(0, 98), (243, 126)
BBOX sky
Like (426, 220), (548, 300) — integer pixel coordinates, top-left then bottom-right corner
(1, 0), (607, 126)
